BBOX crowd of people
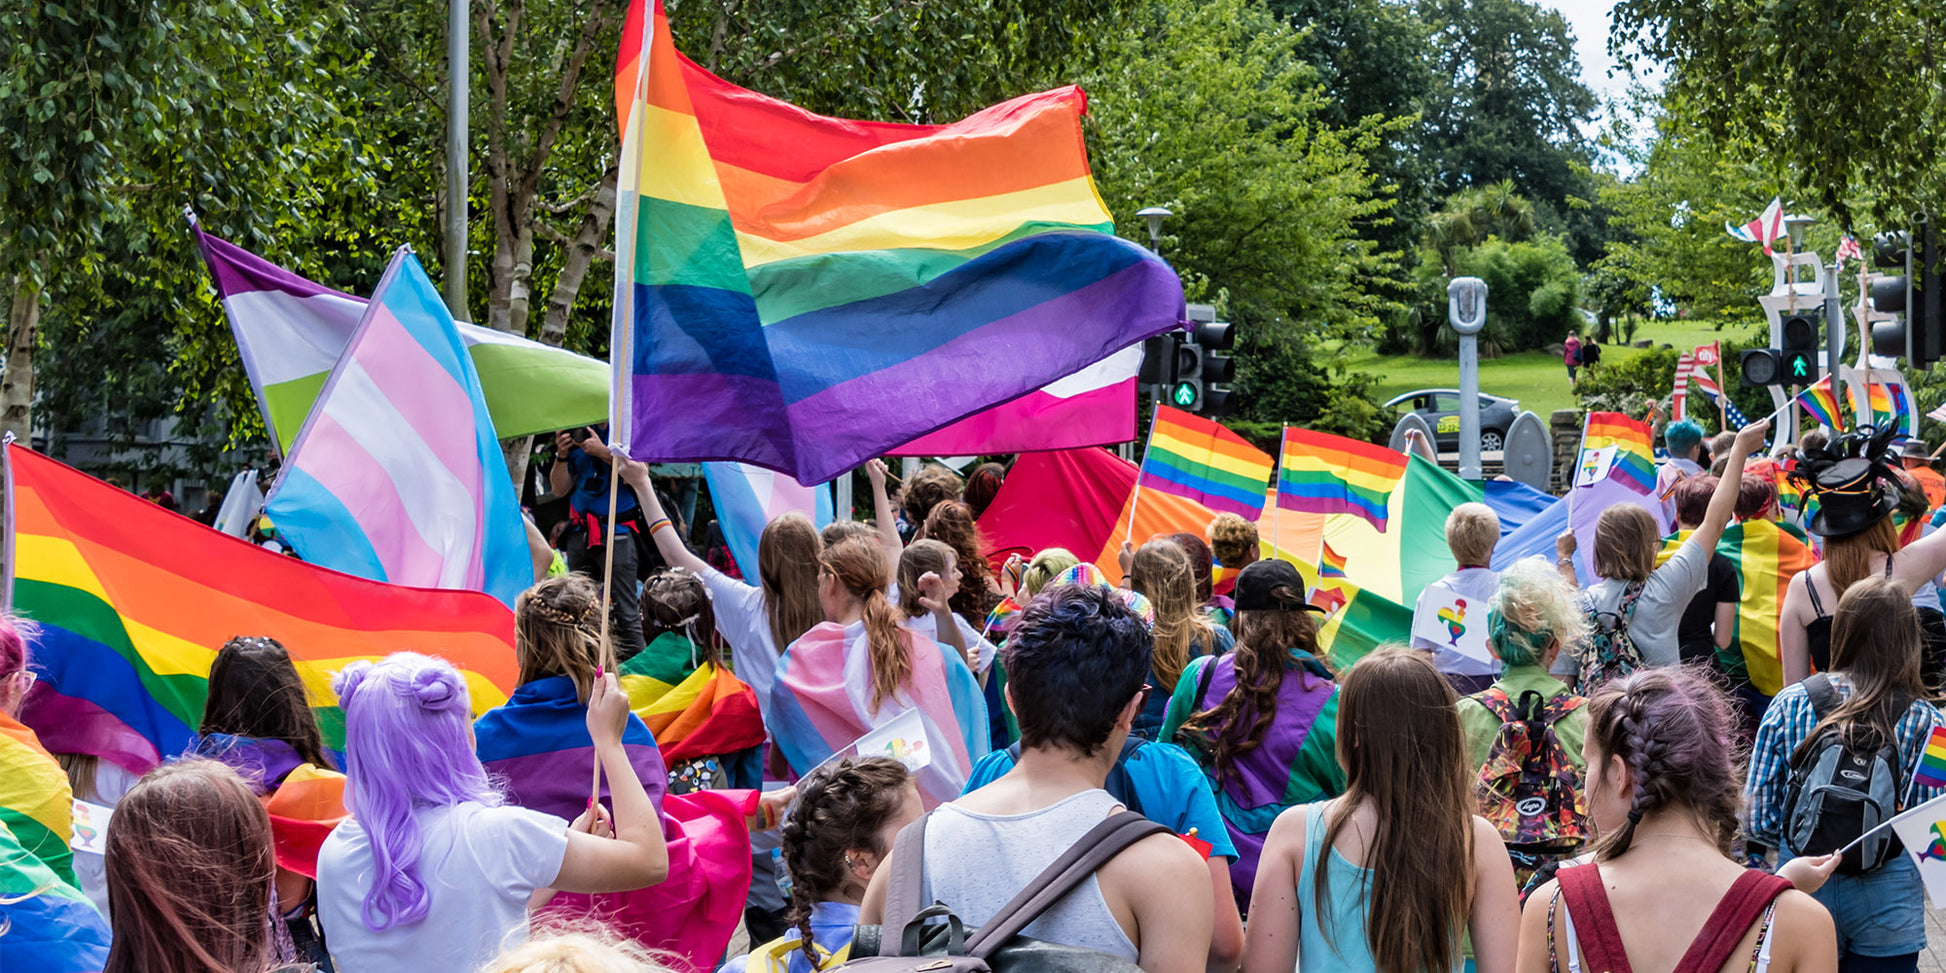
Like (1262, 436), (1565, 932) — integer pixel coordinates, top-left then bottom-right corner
(11, 413), (1946, 973)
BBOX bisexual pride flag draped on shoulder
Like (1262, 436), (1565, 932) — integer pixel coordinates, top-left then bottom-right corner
(5, 444), (518, 775)
(194, 224), (608, 454)
(263, 250), (530, 606)
(1136, 405), (1274, 518)
(607, 0), (1185, 483)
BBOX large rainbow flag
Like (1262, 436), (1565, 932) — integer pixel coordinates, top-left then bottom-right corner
(607, 0), (1185, 483)
(1137, 406), (1275, 518)
(1276, 427), (1410, 531)
(1658, 518), (1817, 696)
(620, 632), (767, 763)
(4, 444), (519, 774)
(0, 820), (109, 973)
(1581, 412), (1657, 495)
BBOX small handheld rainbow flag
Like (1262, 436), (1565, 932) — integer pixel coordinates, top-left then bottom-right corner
(1580, 412), (1656, 495)
(1917, 725), (1946, 789)
(1137, 405), (1276, 518)
(1795, 376), (1848, 429)
(1276, 427), (1410, 531)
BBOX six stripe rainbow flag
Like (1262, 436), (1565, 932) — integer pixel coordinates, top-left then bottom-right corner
(1795, 375), (1848, 429)
(1137, 405), (1276, 518)
(608, 0), (1185, 483)
(1581, 412), (1657, 495)
(4, 444), (519, 775)
(1276, 427), (1410, 531)
(1865, 380), (1918, 437)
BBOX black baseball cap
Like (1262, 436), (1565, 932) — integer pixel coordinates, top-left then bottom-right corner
(1233, 559), (1325, 613)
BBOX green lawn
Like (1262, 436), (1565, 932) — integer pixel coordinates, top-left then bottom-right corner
(1345, 319), (1758, 418)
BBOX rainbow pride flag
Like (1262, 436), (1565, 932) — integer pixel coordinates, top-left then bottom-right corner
(1276, 427), (1410, 531)
(4, 444), (519, 775)
(1660, 519), (1817, 696)
(1795, 376), (1848, 429)
(1137, 406), (1275, 518)
(620, 633), (766, 763)
(0, 820), (108, 973)
(1865, 380), (1918, 437)
(0, 713), (74, 884)
(607, 0), (1184, 483)
(1581, 412), (1657, 495)
(1920, 726), (1946, 788)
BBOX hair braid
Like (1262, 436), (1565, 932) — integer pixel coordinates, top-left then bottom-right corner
(1586, 668), (1745, 861)
(777, 757), (913, 961)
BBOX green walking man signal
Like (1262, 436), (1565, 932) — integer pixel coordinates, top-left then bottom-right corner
(1172, 382), (1198, 408)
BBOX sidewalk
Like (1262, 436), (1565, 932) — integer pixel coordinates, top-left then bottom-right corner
(1925, 908), (1945, 973)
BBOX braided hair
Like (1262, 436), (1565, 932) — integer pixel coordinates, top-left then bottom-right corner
(778, 757), (915, 961)
(514, 575), (603, 698)
(642, 569), (725, 668)
(1583, 667), (1743, 860)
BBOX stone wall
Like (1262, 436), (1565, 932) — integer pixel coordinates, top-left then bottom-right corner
(1550, 409), (1584, 495)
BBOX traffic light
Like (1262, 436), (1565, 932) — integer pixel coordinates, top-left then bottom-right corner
(1740, 348), (1783, 388)
(1194, 320), (1236, 417)
(1865, 221), (1944, 369)
(1169, 335), (1202, 411)
(1778, 308), (1821, 384)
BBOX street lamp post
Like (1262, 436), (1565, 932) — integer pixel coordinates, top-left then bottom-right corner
(1138, 207), (1173, 253)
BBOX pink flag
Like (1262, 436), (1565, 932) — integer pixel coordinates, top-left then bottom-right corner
(887, 346), (1139, 456)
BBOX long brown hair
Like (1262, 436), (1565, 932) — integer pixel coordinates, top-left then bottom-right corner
(1825, 516), (1899, 595)
(643, 569), (726, 668)
(104, 759), (278, 973)
(1179, 600), (1324, 785)
(922, 501), (998, 624)
(514, 574), (601, 698)
(1128, 538), (1216, 691)
(1583, 667), (1743, 860)
(896, 539), (955, 619)
(760, 513), (824, 654)
(820, 539), (911, 712)
(200, 636), (335, 770)
(1320, 650), (1473, 973)
(1592, 505), (1659, 582)
(1795, 577), (1926, 761)
(779, 757), (914, 961)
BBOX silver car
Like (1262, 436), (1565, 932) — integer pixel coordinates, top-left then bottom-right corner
(1383, 389), (1521, 452)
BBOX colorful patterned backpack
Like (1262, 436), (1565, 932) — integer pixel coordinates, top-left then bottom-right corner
(1577, 580), (1646, 693)
(1471, 687), (1588, 888)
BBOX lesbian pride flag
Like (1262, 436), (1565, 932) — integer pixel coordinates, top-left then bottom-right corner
(608, 0), (1184, 483)
(263, 249), (530, 605)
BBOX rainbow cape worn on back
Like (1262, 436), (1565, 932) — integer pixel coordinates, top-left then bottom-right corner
(1276, 427), (1409, 531)
(620, 633), (766, 763)
(1658, 519), (1817, 696)
(474, 675), (756, 971)
(3, 444), (518, 774)
(1580, 412), (1656, 495)
(0, 820), (108, 973)
(607, 0), (1185, 483)
(769, 623), (988, 806)
(0, 713), (75, 884)
(1137, 406), (1275, 518)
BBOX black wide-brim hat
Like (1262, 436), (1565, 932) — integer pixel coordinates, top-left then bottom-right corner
(1805, 456), (1900, 538)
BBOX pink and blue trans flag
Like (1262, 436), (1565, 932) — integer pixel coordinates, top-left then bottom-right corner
(263, 249), (530, 606)
(701, 462), (833, 580)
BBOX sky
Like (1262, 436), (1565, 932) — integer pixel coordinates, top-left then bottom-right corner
(1537, 0), (1663, 164)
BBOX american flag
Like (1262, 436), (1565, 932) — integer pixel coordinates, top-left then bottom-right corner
(1673, 351), (1694, 422)
(1697, 382), (1749, 427)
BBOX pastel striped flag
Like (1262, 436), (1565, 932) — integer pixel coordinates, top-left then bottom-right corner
(701, 462), (833, 582)
(1795, 375), (1848, 429)
(607, 0), (1185, 483)
(263, 249), (530, 606)
(1137, 405), (1275, 518)
(5, 443), (519, 776)
(1276, 427), (1410, 531)
(1581, 412), (1656, 495)
(1918, 725), (1946, 789)
(194, 224), (608, 454)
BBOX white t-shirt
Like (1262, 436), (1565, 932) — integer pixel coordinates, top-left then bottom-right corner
(1409, 567), (1503, 677)
(696, 563), (782, 709)
(1554, 537), (1710, 678)
(901, 611), (996, 674)
(317, 801), (570, 973)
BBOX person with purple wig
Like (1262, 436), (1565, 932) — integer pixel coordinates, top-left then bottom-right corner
(315, 652), (668, 973)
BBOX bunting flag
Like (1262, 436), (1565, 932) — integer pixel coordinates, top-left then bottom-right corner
(0, 820), (109, 973)
(193, 225), (608, 454)
(889, 346), (1141, 456)
(1137, 406), (1275, 519)
(1276, 427), (1410, 531)
(0, 714), (75, 884)
(261, 250), (530, 605)
(1795, 375), (1849, 429)
(607, 0), (1185, 483)
(1581, 412), (1657, 495)
(700, 462), (834, 582)
(4, 444), (519, 775)
(1726, 197), (1786, 255)
(1672, 351), (1694, 422)
(619, 633), (767, 763)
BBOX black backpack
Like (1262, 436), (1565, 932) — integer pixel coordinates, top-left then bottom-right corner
(1781, 674), (1908, 873)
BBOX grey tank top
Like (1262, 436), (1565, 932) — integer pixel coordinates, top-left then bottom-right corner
(918, 789), (1138, 961)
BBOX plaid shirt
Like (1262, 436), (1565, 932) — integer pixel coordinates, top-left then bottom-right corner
(1743, 672), (1945, 848)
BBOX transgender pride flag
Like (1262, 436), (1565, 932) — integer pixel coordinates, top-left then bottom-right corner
(264, 249), (530, 606)
(701, 461), (833, 580)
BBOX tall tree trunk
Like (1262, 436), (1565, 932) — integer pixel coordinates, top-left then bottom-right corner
(2, 278), (39, 444)
(538, 164), (619, 349)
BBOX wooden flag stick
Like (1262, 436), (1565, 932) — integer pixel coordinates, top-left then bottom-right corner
(591, 453), (623, 810)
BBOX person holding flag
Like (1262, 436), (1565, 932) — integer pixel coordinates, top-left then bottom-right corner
(1747, 577), (1942, 970)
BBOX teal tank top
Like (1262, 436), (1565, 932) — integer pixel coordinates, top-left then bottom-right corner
(1293, 802), (1467, 973)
